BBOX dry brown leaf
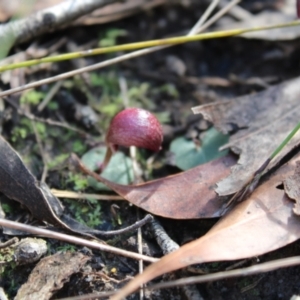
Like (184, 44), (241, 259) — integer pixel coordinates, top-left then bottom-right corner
(15, 251), (89, 300)
(73, 154), (236, 219)
(284, 161), (300, 215)
(216, 0), (299, 41)
(111, 152), (300, 300)
(192, 76), (300, 196)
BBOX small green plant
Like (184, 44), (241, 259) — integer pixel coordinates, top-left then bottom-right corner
(47, 101), (59, 110)
(156, 83), (179, 98)
(56, 244), (77, 252)
(1, 203), (14, 214)
(67, 173), (89, 191)
(47, 153), (69, 169)
(20, 89), (45, 105)
(99, 28), (127, 47)
(11, 119), (47, 145)
(85, 202), (102, 227)
(64, 198), (102, 228)
(72, 140), (87, 154)
(11, 126), (28, 142)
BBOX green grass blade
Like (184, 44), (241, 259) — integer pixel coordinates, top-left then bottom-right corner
(1, 19), (300, 72)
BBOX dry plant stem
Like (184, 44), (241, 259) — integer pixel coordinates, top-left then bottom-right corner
(147, 256), (300, 291)
(137, 211), (144, 300)
(0, 218), (158, 263)
(240, 276), (263, 293)
(151, 218), (179, 254)
(0, 0), (241, 98)
(1, 0), (241, 73)
(219, 0), (251, 20)
(57, 291), (116, 300)
(51, 189), (123, 200)
(151, 219), (204, 300)
(0, 0), (119, 44)
(98, 214), (153, 236)
(188, 0), (221, 35)
(197, 0), (240, 32)
(100, 146), (113, 172)
(31, 120), (49, 182)
(119, 72), (145, 300)
(37, 80), (63, 112)
(119, 76), (129, 107)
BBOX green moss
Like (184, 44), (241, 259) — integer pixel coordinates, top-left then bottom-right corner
(64, 198), (102, 228)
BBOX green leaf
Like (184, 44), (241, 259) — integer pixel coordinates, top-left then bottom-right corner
(0, 26), (17, 59)
(170, 127), (229, 170)
(81, 147), (134, 191)
(20, 90), (44, 105)
(99, 28), (127, 47)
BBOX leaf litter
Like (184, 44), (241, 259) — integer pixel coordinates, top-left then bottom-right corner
(112, 151), (300, 300)
(69, 74), (300, 299)
(0, 136), (150, 238)
(15, 251), (89, 300)
(192, 76), (300, 196)
(71, 153), (236, 219)
(2, 1), (298, 298)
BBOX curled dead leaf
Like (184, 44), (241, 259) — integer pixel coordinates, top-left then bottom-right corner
(192, 76), (300, 196)
(72, 153), (237, 219)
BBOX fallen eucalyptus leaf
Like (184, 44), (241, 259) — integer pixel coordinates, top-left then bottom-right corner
(0, 136), (135, 238)
(111, 152), (300, 300)
(192, 76), (300, 196)
(0, 135), (68, 230)
(72, 153), (236, 219)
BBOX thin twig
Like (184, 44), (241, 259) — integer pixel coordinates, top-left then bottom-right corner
(38, 80), (63, 112)
(31, 120), (49, 182)
(96, 214), (153, 236)
(151, 218), (179, 254)
(151, 218), (204, 300)
(137, 211), (144, 300)
(219, 0), (252, 20)
(188, 0), (221, 35)
(197, 0), (241, 33)
(0, 218), (158, 263)
(57, 291), (116, 300)
(0, 0), (283, 99)
(51, 189), (123, 200)
(148, 256), (300, 291)
(54, 256), (300, 300)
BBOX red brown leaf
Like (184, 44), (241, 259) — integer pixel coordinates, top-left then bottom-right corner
(111, 153), (300, 299)
(73, 154), (236, 219)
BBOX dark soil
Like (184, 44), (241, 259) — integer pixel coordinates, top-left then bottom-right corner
(1, 1), (300, 299)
